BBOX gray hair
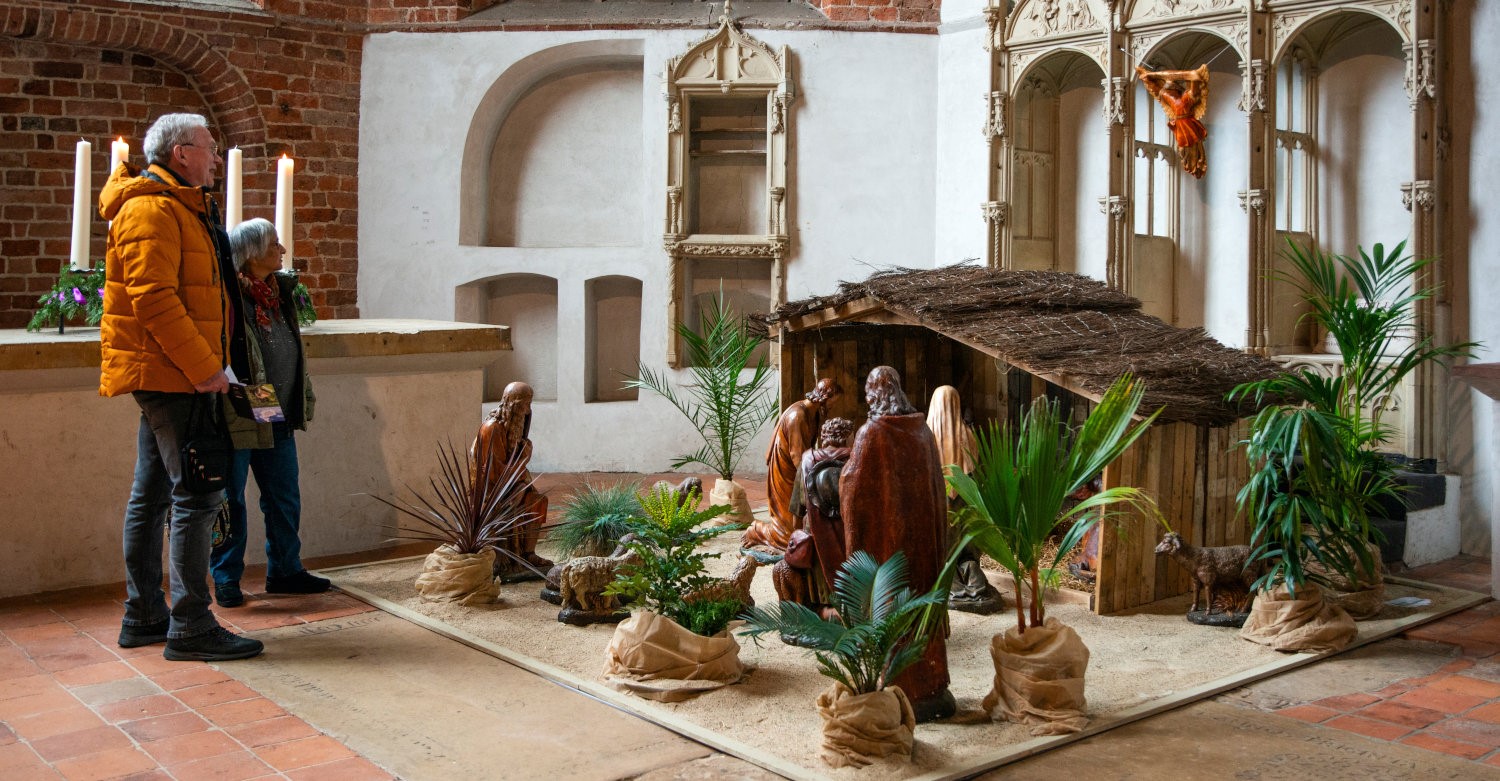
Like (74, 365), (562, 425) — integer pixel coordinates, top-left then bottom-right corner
(143, 113), (208, 166)
(228, 218), (278, 270)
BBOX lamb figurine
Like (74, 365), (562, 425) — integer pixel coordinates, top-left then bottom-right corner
(557, 534), (640, 620)
(1154, 531), (1262, 614)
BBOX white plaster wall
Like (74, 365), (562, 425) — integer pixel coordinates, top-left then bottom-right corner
(1460, 0), (1500, 590)
(934, 20), (990, 265)
(1180, 62), (1249, 343)
(1058, 84), (1108, 279)
(1315, 42), (1411, 254)
(359, 30), (937, 474)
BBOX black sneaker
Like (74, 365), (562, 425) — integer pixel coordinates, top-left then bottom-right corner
(118, 619), (170, 648)
(215, 582), (245, 608)
(163, 627), (264, 662)
(264, 571), (332, 595)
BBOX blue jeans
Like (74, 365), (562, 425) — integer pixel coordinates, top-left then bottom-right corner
(123, 391), (223, 640)
(211, 424), (305, 585)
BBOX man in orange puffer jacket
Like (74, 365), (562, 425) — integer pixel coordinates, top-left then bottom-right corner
(100, 113), (263, 662)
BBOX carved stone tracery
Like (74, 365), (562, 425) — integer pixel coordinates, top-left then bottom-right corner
(1400, 180), (1434, 212)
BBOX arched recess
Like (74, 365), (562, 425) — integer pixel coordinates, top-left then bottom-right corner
(585, 275), (643, 403)
(1009, 51), (1108, 279)
(456, 273), (559, 403)
(1129, 30), (1245, 328)
(1, 7), (269, 148)
(458, 40), (646, 247)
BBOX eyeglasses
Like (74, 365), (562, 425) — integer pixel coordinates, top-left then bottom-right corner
(179, 142), (220, 156)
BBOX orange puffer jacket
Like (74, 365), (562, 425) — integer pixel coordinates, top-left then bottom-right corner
(98, 163), (230, 396)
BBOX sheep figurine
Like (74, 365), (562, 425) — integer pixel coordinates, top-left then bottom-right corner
(557, 534), (640, 621)
(684, 554), (759, 611)
(1154, 532), (1262, 614)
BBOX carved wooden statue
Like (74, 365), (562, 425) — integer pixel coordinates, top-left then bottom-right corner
(472, 381), (552, 582)
(1137, 65), (1210, 179)
(927, 386), (1003, 615)
(745, 378), (841, 551)
(841, 366), (954, 722)
(772, 417), (854, 615)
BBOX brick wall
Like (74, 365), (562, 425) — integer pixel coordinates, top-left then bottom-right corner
(818, 0), (941, 26)
(1, 2), (363, 328)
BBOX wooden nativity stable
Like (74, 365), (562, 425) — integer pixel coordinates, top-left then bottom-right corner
(761, 264), (1283, 615)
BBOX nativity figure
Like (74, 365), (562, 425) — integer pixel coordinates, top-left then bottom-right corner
(744, 378), (841, 551)
(471, 381), (553, 582)
(1137, 64), (1210, 179)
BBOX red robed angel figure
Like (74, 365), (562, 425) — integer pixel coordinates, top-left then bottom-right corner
(1137, 64), (1210, 179)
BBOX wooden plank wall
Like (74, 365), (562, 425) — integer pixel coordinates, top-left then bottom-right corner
(1095, 420), (1253, 614)
(778, 324), (1001, 425)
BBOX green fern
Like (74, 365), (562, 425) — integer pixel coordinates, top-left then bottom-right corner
(605, 484), (743, 635)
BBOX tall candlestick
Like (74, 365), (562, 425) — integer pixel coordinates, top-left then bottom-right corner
(274, 155), (294, 271)
(225, 148), (243, 230)
(110, 137), (128, 174)
(71, 139), (92, 270)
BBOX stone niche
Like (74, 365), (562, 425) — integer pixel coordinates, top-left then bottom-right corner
(661, 7), (794, 366)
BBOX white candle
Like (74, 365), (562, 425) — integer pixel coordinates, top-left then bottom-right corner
(274, 154), (294, 270)
(70, 139), (92, 270)
(225, 148), (243, 230)
(110, 137), (128, 174)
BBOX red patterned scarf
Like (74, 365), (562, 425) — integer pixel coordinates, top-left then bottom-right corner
(238, 272), (281, 336)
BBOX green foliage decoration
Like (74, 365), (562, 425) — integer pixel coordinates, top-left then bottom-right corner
(371, 439), (538, 559)
(944, 374), (1162, 635)
(27, 268), (105, 332)
(605, 484), (742, 636)
(624, 293), (777, 480)
(1228, 240), (1478, 595)
(739, 551), (947, 695)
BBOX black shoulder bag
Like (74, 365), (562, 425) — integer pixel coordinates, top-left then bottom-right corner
(180, 393), (231, 493)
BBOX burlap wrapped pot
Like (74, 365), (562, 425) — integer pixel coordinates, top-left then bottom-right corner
(413, 545), (499, 605)
(816, 682), (916, 769)
(978, 616), (1090, 736)
(602, 611), (746, 702)
(1240, 583), (1358, 653)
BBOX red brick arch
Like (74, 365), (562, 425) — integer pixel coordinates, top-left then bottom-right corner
(1, 5), (269, 149)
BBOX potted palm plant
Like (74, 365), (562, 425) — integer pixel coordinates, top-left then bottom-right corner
(626, 294), (778, 526)
(740, 551), (946, 769)
(600, 484), (748, 701)
(1230, 240), (1476, 651)
(944, 374), (1160, 735)
(373, 440), (537, 605)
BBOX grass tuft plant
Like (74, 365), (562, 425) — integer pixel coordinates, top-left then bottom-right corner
(548, 481), (643, 558)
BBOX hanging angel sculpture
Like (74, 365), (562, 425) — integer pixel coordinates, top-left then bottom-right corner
(1137, 65), (1210, 179)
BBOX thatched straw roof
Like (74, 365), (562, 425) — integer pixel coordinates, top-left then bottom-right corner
(764, 265), (1282, 427)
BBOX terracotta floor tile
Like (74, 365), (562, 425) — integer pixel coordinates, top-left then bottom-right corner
(124, 655), (183, 677)
(1468, 702), (1500, 724)
(97, 693), (187, 724)
(1324, 714), (1414, 741)
(119, 711), (212, 743)
(223, 715), (319, 748)
(1372, 682), (1414, 698)
(219, 614), (304, 632)
(30, 724), (133, 762)
(284, 755), (395, 780)
(34, 646), (123, 674)
(165, 749), (276, 781)
(1397, 732), (1493, 760)
(0, 606), (66, 631)
(148, 666), (230, 692)
(1393, 687), (1490, 714)
(51, 745), (157, 781)
(0, 722), (13, 746)
(108, 642), (164, 660)
(0, 741), (63, 779)
(1277, 704), (1338, 723)
(1427, 716), (1500, 746)
(8, 705), (106, 742)
(52, 660), (138, 689)
(1463, 642), (1500, 659)
(1310, 692), (1381, 711)
(113, 771), (173, 781)
(140, 729), (240, 765)
(253, 735), (356, 771)
(1436, 658), (1479, 674)
(199, 697), (286, 727)
(18, 634), (103, 661)
(0, 649), (43, 681)
(1486, 754), (1500, 768)
(173, 680), (260, 709)
(0, 673), (64, 701)
(6, 622), (84, 646)
(295, 604), (375, 624)
(68, 677), (163, 708)
(0, 687), (82, 720)
(1430, 674), (1500, 700)
(1357, 700), (1446, 729)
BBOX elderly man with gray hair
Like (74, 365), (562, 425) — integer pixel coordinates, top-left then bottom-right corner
(99, 112), (263, 661)
(212, 217), (323, 607)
